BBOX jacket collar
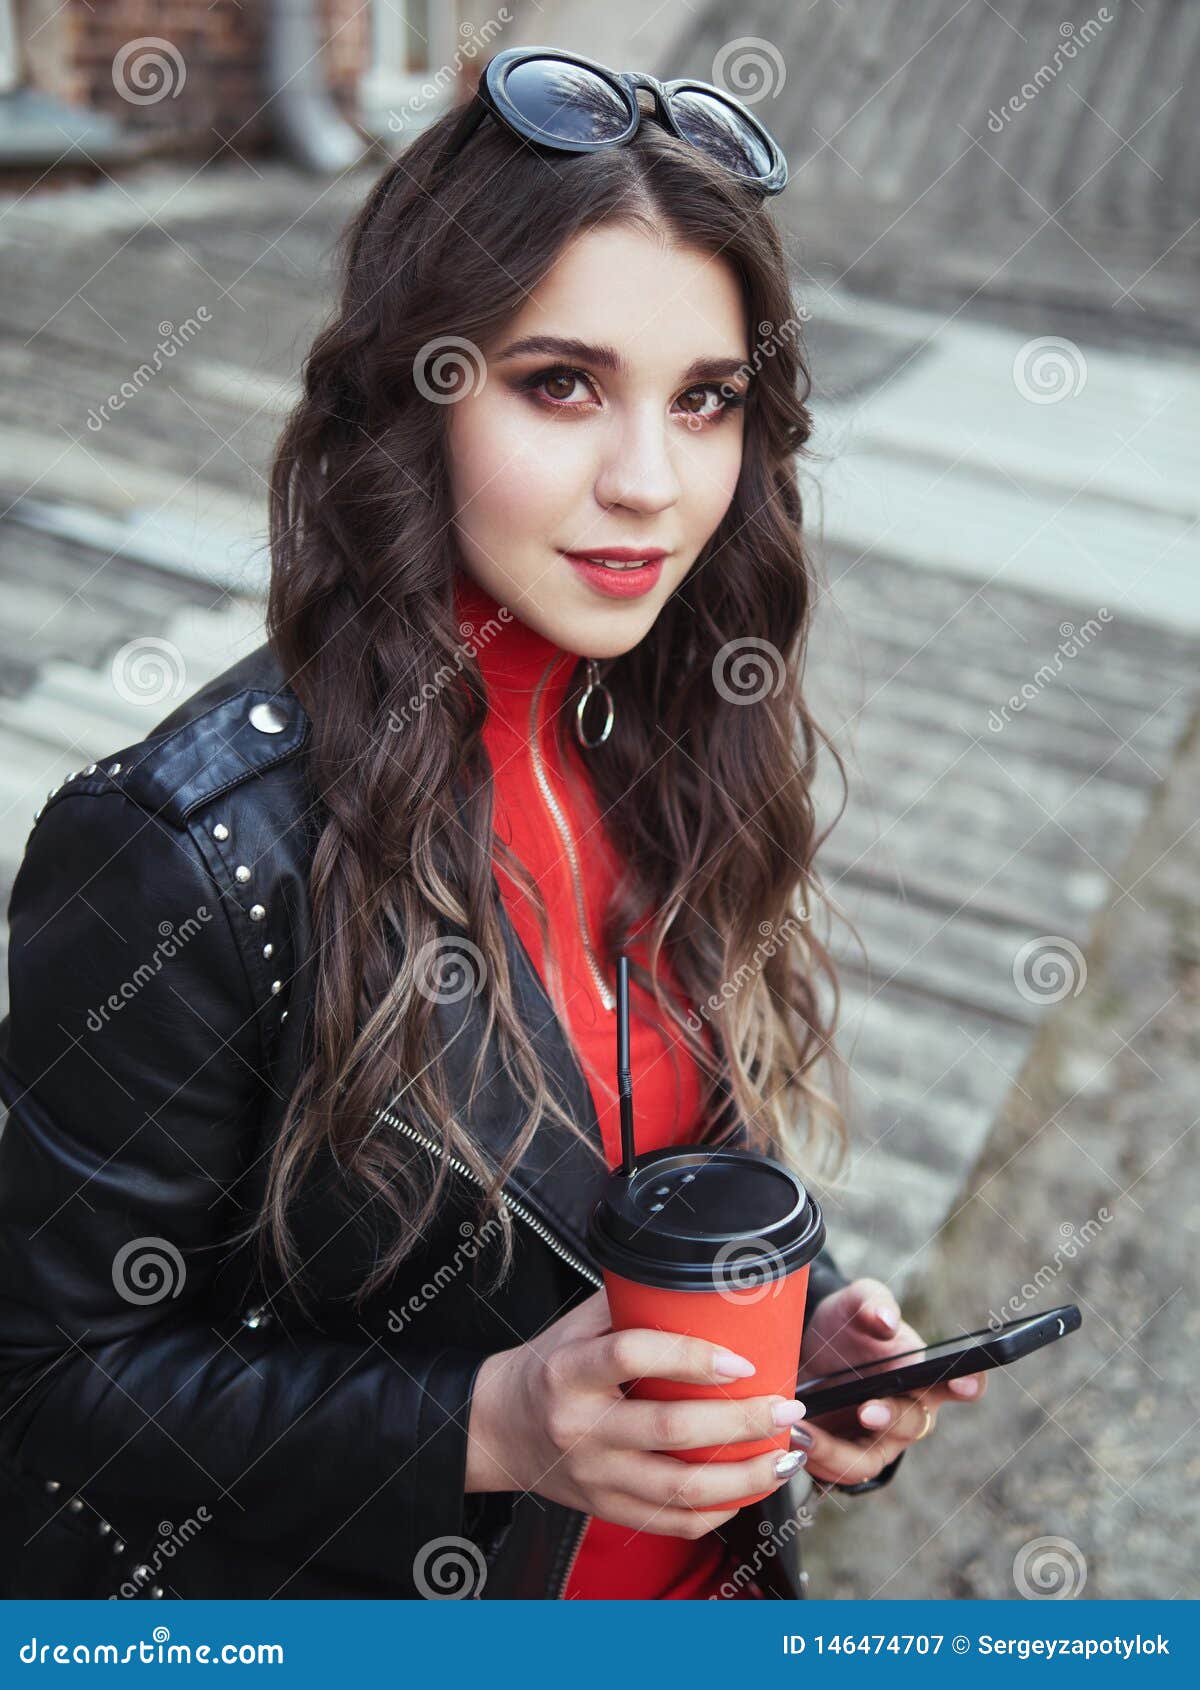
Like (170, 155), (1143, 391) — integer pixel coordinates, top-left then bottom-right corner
(453, 567), (579, 744)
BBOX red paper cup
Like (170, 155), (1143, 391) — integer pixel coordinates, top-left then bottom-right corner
(587, 1146), (824, 1509)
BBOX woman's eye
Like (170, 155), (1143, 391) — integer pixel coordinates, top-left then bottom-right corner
(533, 367), (595, 406)
(524, 368), (745, 423)
(675, 384), (735, 424)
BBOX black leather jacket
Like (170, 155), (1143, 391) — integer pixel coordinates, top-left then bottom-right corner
(0, 641), (880, 1601)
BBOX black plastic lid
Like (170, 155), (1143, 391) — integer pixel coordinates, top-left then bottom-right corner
(586, 1144), (825, 1293)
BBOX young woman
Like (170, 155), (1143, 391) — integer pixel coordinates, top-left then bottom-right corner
(0, 49), (986, 1601)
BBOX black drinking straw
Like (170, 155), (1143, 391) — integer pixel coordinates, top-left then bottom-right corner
(616, 954), (636, 1176)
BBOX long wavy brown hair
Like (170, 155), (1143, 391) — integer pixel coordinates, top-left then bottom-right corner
(252, 91), (852, 1314)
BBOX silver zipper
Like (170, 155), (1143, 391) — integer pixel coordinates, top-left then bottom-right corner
(526, 665), (647, 1594)
(376, 1106), (602, 1288)
(378, 1103), (598, 1599)
(528, 661), (616, 1013)
(554, 1509), (591, 1600)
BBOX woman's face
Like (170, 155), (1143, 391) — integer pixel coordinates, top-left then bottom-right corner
(445, 221), (750, 659)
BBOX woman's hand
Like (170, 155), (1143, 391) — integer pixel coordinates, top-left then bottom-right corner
(466, 1288), (810, 1538)
(795, 1277), (988, 1487)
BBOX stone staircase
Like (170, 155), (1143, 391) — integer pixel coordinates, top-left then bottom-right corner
(670, 0), (1200, 350)
(807, 548), (1197, 1284)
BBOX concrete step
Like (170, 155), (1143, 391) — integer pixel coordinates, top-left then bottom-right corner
(0, 596), (265, 889)
(5, 494), (268, 596)
(810, 305), (1200, 629)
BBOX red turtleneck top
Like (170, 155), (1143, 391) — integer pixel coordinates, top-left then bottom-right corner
(453, 567), (764, 1601)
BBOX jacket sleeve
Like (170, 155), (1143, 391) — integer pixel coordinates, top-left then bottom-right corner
(0, 786), (490, 1591)
(799, 1239), (906, 1498)
(804, 1243), (849, 1324)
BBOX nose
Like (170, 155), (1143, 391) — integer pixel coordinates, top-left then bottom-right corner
(592, 402), (682, 516)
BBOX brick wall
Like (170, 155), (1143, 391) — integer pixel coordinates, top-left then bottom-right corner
(49, 0), (370, 156)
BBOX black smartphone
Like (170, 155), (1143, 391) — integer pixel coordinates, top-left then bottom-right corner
(794, 1305), (1082, 1415)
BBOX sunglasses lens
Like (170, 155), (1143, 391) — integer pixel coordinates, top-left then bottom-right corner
(503, 59), (633, 144)
(669, 89), (775, 181)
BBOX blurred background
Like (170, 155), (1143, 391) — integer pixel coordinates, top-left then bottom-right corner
(0, 0), (1196, 1600)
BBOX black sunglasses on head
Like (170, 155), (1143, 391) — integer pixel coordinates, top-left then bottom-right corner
(438, 45), (789, 197)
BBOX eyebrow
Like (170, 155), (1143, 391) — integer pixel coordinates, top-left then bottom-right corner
(492, 334), (750, 387)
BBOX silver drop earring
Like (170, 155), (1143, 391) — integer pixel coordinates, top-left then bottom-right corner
(575, 659), (614, 748)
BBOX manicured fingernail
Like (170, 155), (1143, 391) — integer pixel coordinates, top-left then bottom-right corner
(950, 1376), (979, 1397)
(859, 1401), (892, 1429)
(774, 1450), (805, 1478)
(872, 1304), (899, 1333)
(714, 1349), (756, 1378)
(789, 1425), (814, 1449)
(772, 1398), (807, 1426)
